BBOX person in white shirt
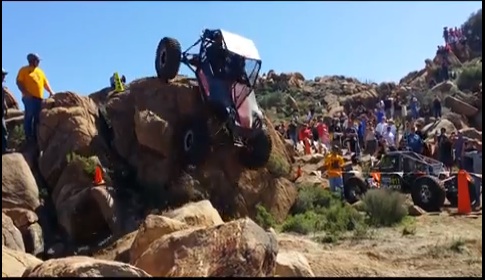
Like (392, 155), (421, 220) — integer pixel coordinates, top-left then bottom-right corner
(382, 126), (396, 148)
(375, 117), (388, 136)
(387, 119), (397, 135)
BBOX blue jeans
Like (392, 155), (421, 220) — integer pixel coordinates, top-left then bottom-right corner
(22, 96), (43, 142)
(433, 107), (441, 119)
(411, 107), (419, 119)
(2, 117), (7, 153)
(289, 132), (298, 148)
(329, 176), (344, 198)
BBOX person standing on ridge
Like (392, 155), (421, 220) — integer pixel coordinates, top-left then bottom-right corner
(16, 53), (55, 143)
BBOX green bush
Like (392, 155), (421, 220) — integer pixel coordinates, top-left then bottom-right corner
(258, 91), (284, 109)
(283, 185), (365, 235)
(281, 211), (322, 234)
(266, 152), (290, 177)
(254, 204), (276, 230)
(66, 152), (97, 177)
(8, 125), (25, 150)
(361, 189), (408, 227)
(456, 62), (482, 92)
(291, 185), (339, 215)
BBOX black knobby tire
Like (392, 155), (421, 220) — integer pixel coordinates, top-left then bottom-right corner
(411, 175), (446, 212)
(155, 37), (182, 82)
(445, 177), (478, 207)
(239, 130), (272, 170)
(343, 176), (368, 204)
(174, 115), (210, 166)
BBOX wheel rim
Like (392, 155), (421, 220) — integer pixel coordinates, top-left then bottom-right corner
(183, 130), (194, 152)
(158, 48), (167, 69)
(420, 184), (432, 203)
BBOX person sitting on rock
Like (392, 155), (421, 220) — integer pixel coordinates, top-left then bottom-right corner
(16, 53), (55, 144)
(323, 145), (345, 198)
(2, 68), (10, 154)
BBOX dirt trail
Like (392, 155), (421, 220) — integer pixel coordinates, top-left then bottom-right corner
(278, 214), (482, 277)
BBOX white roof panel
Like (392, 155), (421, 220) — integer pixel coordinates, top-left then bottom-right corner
(220, 29), (261, 61)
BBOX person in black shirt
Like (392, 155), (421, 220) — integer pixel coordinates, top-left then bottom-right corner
(344, 125), (360, 156)
(330, 119), (343, 147)
(437, 128), (453, 168)
(288, 121), (297, 148)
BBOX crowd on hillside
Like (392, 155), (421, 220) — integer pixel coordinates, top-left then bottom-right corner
(433, 25), (477, 84)
(276, 94), (481, 169)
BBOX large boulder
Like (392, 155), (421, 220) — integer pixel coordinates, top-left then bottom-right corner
(444, 96), (479, 117)
(132, 218), (278, 277)
(37, 92), (99, 189)
(2, 213), (25, 252)
(105, 77), (296, 221)
(2, 208), (43, 255)
(22, 256), (151, 277)
(2, 153), (40, 211)
(2, 246), (43, 277)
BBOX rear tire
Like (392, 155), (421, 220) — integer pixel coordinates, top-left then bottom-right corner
(411, 175), (446, 212)
(155, 37), (182, 82)
(445, 177), (478, 207)
(239, 130), (272, 169)
(174, 116), (210, 166)
(343, 176), (368, 204)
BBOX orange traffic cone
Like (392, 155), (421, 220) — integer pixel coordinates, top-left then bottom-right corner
(457, 170), (472, 215)
(93, 165), (106, 186)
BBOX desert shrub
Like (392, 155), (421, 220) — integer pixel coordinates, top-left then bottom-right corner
(456, 62), (482, 92)
(281, 211), (322, 234)
(283, 185), (365, 235)
(258, 91), (284, 109)
(291, 185), (338, 215)
(266, 152), (290, 177)
(254, 204), (276, 230)
(66, 152), (97, 177)
(361, 189), (408, 227)
(8, 125), (25, 150)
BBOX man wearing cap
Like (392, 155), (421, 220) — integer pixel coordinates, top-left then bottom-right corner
(2, 68), (9, 154)
(16, 53), (55, 143)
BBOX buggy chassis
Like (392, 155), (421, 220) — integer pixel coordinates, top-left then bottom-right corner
(342, 150), (478, 212)
(154, 29), (272, 169)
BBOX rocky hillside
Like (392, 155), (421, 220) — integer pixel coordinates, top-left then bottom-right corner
(256, 9), (482, 132)
(2, 8), (482, 278)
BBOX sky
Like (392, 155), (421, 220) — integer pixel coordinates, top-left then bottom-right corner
(2, 1), (482, 105)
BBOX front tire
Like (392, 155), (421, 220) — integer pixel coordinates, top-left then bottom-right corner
(411, 176), (446, 212)
(343, 176), (368, 204)
(239, 130), (272, 169)
(155, 37), (182, 82)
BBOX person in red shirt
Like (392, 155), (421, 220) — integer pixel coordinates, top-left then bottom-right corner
(316, 118), (330, 148)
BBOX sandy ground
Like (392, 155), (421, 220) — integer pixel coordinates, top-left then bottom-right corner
(278, 213), (482, 277)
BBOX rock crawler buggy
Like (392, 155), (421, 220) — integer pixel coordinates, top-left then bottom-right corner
(342, 151), (478, 212)
(155, 29), (272, 169)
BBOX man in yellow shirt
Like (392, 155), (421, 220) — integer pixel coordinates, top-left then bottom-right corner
(16, 53), (55, 143)
(323, 145), (345, 198)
